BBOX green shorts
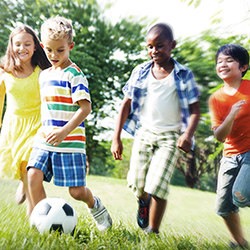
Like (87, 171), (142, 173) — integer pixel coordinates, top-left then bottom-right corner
(127, 127), (180, 200)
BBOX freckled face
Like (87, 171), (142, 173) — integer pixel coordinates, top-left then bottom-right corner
(146, 32), (175, 66)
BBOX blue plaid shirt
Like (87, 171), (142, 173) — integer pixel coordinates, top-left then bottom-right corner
(122, 58), (199, 136)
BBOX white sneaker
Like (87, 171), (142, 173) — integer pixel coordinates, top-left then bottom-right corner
(89, 196), (112, 231)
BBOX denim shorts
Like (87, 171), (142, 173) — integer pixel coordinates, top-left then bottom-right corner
(27, 147), (86, 187)
(216, 150), (250, 217)
(127, 127), (180, 200)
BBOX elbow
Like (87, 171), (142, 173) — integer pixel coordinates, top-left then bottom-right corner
(87, 102), (91, 116)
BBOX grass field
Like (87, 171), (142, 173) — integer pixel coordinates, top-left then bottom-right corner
(0, 176), (250, 249)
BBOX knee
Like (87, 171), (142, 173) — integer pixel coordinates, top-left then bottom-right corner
(233, 191), (249, 207)
(69, 186), (85, 201)
(27, 168), (43, 186)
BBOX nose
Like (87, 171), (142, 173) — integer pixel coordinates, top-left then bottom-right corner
(152, 46), (158, 54)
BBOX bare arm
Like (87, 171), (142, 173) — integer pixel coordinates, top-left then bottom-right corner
(213, 100), (245, 142)
(111, 97), (131, 160)
(46, 99), (91, 146)
(177, 101), (200, 153)
(0, 69), (6, 127)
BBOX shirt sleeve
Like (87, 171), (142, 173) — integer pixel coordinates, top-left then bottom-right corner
(71, 73), (91, 104)
(209, 94), (222, 130)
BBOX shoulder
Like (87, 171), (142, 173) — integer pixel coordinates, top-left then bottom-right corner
(0, 68), (6, 82)
(209, 88), (223, 104)
(0, 68), (6, 91)
(65, 63), (85, 77)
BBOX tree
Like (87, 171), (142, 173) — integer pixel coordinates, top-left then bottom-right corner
(0, 0), (148, 170)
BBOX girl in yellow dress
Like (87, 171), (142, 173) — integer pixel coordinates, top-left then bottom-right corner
(0, 24), (51, 216)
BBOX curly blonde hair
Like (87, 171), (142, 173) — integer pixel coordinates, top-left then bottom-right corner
(41, 16), (73, 44)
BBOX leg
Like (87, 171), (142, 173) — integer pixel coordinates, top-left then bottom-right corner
(15, 182), (26, 204)
(149, 195), (167, 232)
(232, 151), (250, 207)
(19, 162), (34, 216)
(16, 162), (28, 204)
(27, 167), (46, 213)
(223, 213), (247, 247)
(69, 186), (112, 231)
(69, 186), (95, 208)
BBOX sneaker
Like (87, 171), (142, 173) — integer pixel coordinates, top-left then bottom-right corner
(144, 228), (159, 235)
(89, 196), (112, 231)
(137, 199), (150, 229)
(229, 240), (249, 249)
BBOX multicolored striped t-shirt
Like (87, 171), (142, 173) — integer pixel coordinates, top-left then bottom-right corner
(33, 63), (91, 154)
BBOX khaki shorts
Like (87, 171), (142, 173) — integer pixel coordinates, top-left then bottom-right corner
(127, 127), (180, 200)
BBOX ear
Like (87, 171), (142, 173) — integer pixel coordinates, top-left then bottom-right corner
(240, 64), (248, 72)
(69, 42), (75, 51)
(171, 40), (176, 49)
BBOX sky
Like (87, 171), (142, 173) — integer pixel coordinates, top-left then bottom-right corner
(98, 0), (249, 39)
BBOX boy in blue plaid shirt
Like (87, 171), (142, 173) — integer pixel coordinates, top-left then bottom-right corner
(111, 23), (200, 234)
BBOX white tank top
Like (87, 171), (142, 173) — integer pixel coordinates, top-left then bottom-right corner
(140, 69), (182, 133)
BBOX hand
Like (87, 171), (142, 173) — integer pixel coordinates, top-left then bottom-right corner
(46, 128), (68, 146)
(177, 132), (192, 153)
(229, 100), (246, 120)
(111, 138), (123, 160)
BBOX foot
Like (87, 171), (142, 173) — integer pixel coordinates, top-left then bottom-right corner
(137, 198), (150, 229)
(229, 240), (249, 249)
(15, 182), (26, 204)
(144, 228), (159, 235)
(89, 196), (112, 231)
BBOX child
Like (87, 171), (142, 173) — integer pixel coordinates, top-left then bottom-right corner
(27, 16), (112, 231)
(209, 44), (250, 248)
(111, 23), (200, 234)
(0, 24), (51, 215)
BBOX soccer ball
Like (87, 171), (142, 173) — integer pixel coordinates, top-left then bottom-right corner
(30, 197), (77, 234)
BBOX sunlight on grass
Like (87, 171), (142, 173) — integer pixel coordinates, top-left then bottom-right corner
(0, 176), (250, 249)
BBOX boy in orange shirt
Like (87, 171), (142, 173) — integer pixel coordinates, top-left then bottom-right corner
(209, 44), (249, 248)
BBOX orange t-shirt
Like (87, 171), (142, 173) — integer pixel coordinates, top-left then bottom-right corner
(209, 79), (250, 157)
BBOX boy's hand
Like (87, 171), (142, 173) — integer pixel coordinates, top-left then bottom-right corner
(177, 132), (192, 153)
(46, 128), (68, 146)
(111, 138), (123, 160)
(229, 100), (246, 120)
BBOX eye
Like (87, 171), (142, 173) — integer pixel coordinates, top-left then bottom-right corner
(58, 49), (64, 53)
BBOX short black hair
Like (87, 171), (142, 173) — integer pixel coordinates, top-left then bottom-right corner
(216, 44), (249, 77)
(147, 23), (174, 41)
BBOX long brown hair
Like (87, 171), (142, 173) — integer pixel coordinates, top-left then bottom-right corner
(0, 24), (51, 73)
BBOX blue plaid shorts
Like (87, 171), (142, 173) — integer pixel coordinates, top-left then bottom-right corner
(27, 147), (86, 187)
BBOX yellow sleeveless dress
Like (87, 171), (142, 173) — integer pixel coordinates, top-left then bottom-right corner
(0, 66), (41, 180)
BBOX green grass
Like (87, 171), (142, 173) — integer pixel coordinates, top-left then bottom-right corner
(0, 176), (250, 249)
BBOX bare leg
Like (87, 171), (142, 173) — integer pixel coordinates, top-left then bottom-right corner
(27, 167), (46, 214)
(223, 212), (247, 246)
(15, 181), (26, 204)
(19, 162), (32, 216)
(69, 186), (95, 208)
(149, 195), (167, 232)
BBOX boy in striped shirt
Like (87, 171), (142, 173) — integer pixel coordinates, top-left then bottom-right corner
(27, 16), (112, 231)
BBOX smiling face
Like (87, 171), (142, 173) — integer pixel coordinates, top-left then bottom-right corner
(42, 36), (74, 70)
(146, 32), (176, 67)
(216, 53), (246, 83)
(12, 32), (36, 64)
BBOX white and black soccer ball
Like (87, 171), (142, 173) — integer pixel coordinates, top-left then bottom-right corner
(30, 197), (77, 234)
